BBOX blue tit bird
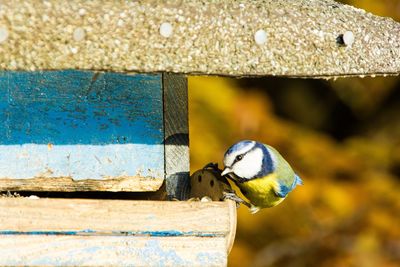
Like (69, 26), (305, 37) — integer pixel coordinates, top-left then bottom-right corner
(221, 140), (303, 213)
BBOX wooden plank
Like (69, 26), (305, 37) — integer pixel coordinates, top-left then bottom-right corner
(0, 71), (164, 191)
(0, 236), (228, 266)
(0, 176), (163, 192)
(0, 199), (233, 234)
(0, 198), (236, 266)
(163, 74), (190, 200)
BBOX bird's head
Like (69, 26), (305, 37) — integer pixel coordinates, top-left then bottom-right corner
(221, 140), (274, 180)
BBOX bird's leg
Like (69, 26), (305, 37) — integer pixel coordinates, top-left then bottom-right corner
(222, 190), (252, 209)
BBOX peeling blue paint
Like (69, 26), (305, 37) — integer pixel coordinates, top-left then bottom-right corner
(132, 230), (187, 237)
(117, 230), (221, 237)
(0, 230), (90, 236)
(196, 251), (226, 266)
(137, 240), (188, 267)
(0, 71), (163, 145)
(0, 230), (222, 237)
(0, 70), (165, 179)
(0, 236), (227, 266)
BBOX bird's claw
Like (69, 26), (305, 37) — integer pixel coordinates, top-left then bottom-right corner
(222, 191), (252, 209)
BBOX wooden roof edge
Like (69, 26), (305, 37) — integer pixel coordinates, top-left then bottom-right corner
(0, 0), (399, 78)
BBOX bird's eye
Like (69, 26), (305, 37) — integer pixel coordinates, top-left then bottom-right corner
(236, 155), (243, 161)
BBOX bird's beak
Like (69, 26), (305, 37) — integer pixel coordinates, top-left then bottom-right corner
(221, 167), (231, 176)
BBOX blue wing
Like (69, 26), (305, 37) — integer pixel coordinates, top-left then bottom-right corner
(275, 174), (303, 198)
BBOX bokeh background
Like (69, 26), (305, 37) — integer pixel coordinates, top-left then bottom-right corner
(188, 1), (400, 266)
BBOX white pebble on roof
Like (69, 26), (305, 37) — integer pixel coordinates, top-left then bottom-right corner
(254, 29), (267, 45)
(73, 28), (85, 42)
(159, 22), (173, 38)
(343, 31), (355, 46)
(0, 26), (9, 43)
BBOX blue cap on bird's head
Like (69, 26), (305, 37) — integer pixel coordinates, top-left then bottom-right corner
(222, 140), (275, 180)
(224, 140), (255, 158)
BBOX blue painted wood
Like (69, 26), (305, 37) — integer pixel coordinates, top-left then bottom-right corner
(0, 71), (164, 180)
(0, 236), (228, 266)
(0, 230), (221, 237)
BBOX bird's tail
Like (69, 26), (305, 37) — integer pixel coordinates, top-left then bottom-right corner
(294, 174), (303, 186)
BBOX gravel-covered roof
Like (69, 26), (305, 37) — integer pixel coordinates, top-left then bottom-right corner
(0, 0), (399, 78)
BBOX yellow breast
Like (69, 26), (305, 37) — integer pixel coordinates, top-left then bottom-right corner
(236, 173), (285, 208)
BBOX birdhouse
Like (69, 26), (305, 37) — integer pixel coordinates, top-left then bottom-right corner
(0, 0), (399, 266)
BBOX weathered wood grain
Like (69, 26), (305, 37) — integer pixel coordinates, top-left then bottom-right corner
(0, 198), (237, 266)
(163, 74), (190, 200)
(0, 198), (233, 233)
(0, 176), (163, 192)
(0, 236), (228, 266)
(0, 71), (165, 191)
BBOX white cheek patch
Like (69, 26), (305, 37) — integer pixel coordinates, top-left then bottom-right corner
(233, 148), (263, 179)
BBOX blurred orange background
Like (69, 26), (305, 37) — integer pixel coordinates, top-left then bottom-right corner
(188, 1), (400, 266)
